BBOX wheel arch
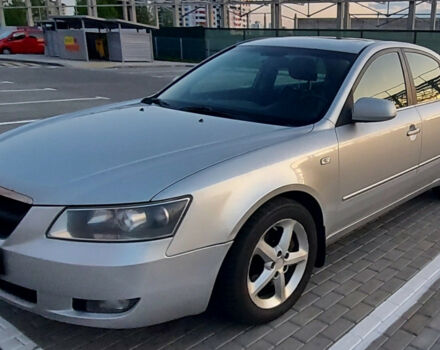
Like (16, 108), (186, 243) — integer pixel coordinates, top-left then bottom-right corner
(231, 188), (326, 268)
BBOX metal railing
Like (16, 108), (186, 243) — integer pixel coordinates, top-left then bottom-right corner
(153, 27), (440, 62)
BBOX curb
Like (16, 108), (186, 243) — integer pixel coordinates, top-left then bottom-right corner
(0, 56), (64, 67)
(0, 55), (196, 69)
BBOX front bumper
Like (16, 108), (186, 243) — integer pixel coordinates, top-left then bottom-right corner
(0, 206), (232, 328)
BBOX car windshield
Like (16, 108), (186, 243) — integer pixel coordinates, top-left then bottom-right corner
(0, 31), (12, 39)
(154, 45), (356, 127)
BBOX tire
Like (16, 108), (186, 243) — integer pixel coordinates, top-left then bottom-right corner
(216, 197), (317, 324)
(2, 48), (11, 55)
(433, 187), (440, 198)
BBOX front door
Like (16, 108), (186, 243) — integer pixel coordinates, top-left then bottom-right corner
(335, 50), (422, 229)
(8, 32), (26, 54)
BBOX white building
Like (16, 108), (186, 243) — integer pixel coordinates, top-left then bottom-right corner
(179, 1), (249, 28)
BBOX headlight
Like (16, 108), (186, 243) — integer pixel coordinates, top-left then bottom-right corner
(47, 197), (191, 242)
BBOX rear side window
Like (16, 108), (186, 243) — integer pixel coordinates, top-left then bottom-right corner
(406, 52), (440, 104)
(354, 52), (408, 109)
(28, 33), (43, 40)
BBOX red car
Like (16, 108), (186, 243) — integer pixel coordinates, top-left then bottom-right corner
(0, 28), (45, 54)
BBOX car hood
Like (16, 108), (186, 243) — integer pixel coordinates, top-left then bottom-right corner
(0, 102), (312, 205)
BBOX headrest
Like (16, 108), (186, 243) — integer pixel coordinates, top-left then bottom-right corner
(289, 57), (318, 81)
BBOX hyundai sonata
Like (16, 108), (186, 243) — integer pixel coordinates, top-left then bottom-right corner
(0, 37), (439, 328)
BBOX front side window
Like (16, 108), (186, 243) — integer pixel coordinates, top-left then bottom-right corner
(155, 45), (356, 127)
(406, 52), (440, 104)
(11, 32), (25, 40)
(354, 52), (408, 109)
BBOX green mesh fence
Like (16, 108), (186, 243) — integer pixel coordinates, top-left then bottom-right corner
(206, 29), (244, 55)
(152, 28), (440, 62)
(362, 30), (415, 42)
(416, 31), (440, 52)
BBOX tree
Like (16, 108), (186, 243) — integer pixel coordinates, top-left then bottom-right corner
(136, 5), (155, 25)
(4, 0), (47, 26)
(75, 0), (122, 18)
(158, 7), (173, 27)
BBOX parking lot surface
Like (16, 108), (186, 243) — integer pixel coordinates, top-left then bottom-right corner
(0, 61), (190, 134)
(1, 62), (440, 350)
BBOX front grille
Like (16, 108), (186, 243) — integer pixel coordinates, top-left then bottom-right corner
(0, 195), (31, 239)
(0, 279), (37, 303)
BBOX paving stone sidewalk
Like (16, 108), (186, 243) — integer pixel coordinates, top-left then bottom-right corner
(1, 191), (440, 350)
(367, 276), (440, 350)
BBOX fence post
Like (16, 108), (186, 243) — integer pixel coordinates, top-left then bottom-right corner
(154, 36), (158, 59)
(0, 0), (5, 27)
(344, 2), (351, 29)
(206, 38), (210, 57)
(430, 0), (437, 30)
(180, 37), (183, 60)
(129, 0), (137, 23)
(173, 0), (180, 27)
(336, 2), (344, 30)
(407, 0), (416, 30)
(25, 0), (34, 26)
(122, 0), (128, 21)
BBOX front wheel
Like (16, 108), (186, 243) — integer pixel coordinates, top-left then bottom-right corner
(216, 197), (317, 323)
(2, 48), (11, 54)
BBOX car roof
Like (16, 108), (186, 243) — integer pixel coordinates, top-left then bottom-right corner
(241, 36), (376, 54)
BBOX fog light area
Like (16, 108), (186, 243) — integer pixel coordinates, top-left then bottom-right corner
(72, 298), (139, 314)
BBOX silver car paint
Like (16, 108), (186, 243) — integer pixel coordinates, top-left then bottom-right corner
(1, 38), (440, 327)
(0, 105), (293, 205)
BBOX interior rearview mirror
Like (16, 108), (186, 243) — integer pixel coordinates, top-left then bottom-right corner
(352, 97), (397, 123)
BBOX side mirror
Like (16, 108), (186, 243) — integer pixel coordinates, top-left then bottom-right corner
(352, 97), (396, 123)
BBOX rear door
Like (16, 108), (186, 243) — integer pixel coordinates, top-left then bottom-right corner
(335, 50), (422, 226)
(26, 32), (44, 54)
(403, 50), (440, 188)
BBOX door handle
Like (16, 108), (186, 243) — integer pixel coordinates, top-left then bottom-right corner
(407, 125), (421, 137)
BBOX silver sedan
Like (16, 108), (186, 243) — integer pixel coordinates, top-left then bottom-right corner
(0, 37), (439, 328)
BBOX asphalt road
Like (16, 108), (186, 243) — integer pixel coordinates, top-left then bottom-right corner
(0, 62), (191, 134)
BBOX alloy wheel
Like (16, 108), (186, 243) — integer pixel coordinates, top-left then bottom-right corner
(247, 218), (309, 309)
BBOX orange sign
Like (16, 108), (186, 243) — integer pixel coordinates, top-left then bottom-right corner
(64, 36), (80, 52)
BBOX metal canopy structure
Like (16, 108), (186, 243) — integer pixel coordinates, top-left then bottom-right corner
(48, 15), (158, 30)
(42, 15), (155, 61)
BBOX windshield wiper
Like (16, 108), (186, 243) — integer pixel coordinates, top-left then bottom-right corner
(142, 96), (170, 107)
(180, 105), (236, 119)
